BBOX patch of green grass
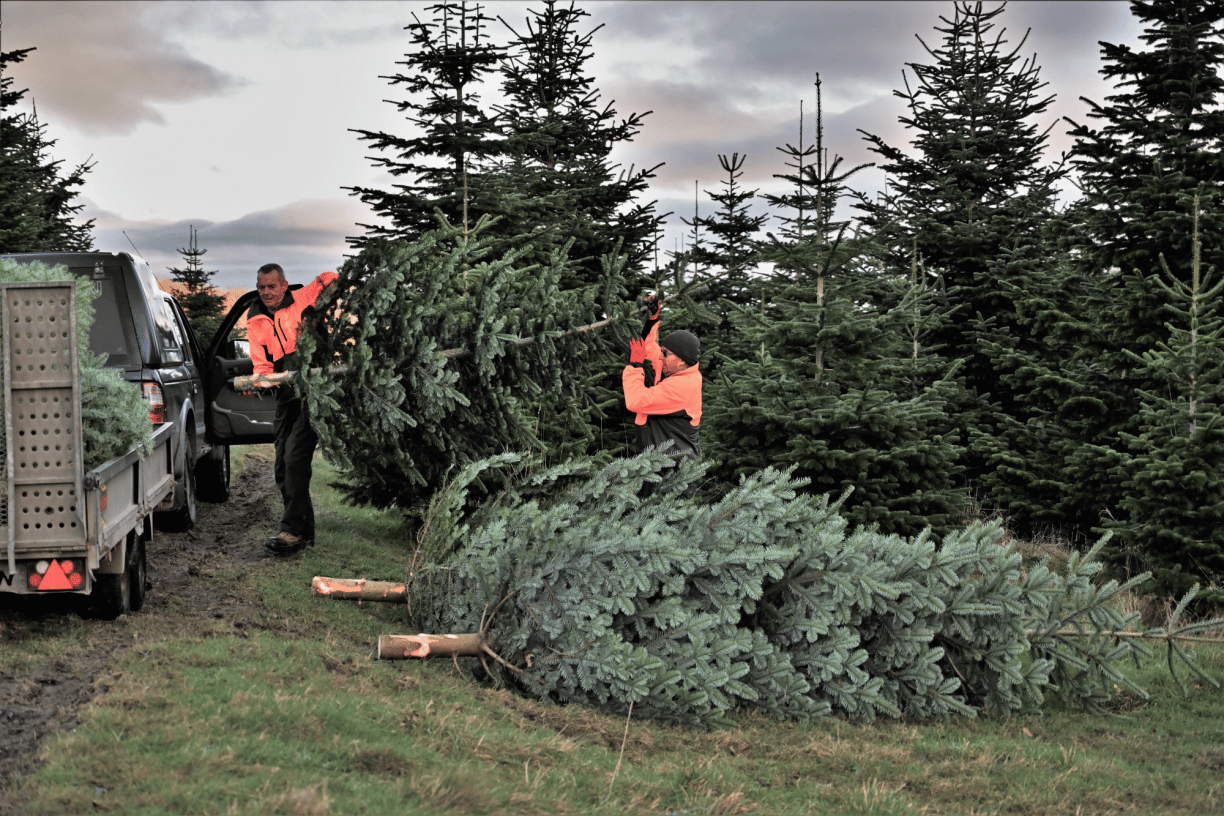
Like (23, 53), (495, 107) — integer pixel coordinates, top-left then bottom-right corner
(14, 451), (1224, 815)
(0, 609), (92, 673)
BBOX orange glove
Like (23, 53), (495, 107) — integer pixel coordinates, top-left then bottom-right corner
(628, 337), (648, 364)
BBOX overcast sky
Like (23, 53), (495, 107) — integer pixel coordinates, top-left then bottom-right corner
(4, 1), (1143, 289)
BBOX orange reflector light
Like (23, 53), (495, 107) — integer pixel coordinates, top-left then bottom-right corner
(100, 484), (108, 512)
(32, 559), (83, 591)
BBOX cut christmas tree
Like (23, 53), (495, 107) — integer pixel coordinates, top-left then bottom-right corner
(390, 447), (1222, 729)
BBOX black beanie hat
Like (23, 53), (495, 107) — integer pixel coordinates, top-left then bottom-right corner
(660, 330), (700, 366)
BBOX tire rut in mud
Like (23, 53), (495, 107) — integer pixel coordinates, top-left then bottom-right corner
(0, 448), (279, 812)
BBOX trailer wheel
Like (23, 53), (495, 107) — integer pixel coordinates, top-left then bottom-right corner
(91, 530), (148, 619)
(195, 443), (230, 503)
(127, 532), (148, 613)
(92, 557), (131, 621)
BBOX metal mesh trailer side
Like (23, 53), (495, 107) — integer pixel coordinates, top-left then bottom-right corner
(2, 281), (86, 577)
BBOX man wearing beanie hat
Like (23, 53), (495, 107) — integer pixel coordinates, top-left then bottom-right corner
(623, 293), (702, 460)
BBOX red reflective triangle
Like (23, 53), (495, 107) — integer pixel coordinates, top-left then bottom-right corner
(38, 560), (74, 591)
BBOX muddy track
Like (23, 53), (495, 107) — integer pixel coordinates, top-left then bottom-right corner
(0, 449), (280, 813)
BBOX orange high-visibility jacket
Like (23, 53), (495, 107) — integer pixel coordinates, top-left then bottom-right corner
(622, 320), (702, 459)
(247, 271), (338, 376)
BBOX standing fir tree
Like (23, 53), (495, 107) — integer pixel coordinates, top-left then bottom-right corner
(683, 152), (767, 317)
(167, 225), (225, 347)
(346, 2), (503, 245)
(490, 0), (665, 291)
(856, 1), (1068, 494)
(704, 80), (966, 537)
(1051, 0), (1224, 541)
(1101, 196), (1224, 601)
(0, 45), (95, 253)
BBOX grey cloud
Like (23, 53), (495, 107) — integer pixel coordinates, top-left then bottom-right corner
(4, 1), (245, 134)
(146, 1), (417, 49)
(598, 0), (1137, 249)
(597, 2), (945, 99)
(595, 1), (1141, 117)
(606, 73), (908, 194)
(86, 197), (377, 289)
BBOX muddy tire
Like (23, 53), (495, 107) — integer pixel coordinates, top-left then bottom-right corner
(92, 555), (131, 621)
(127, 532), (148, 612)
(196, 443), (231, 503)
(90, 531), (148, 619)
(157, 447), (197, 532)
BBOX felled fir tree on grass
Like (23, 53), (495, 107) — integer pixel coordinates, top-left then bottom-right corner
(401, 447), (1222, 729)
(0, 259), (151, 468)
(294, 215), (630, 511)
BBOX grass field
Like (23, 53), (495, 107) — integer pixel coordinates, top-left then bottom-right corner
(11, 450), (1224, 815)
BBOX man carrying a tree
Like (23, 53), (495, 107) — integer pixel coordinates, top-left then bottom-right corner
(246, 263), (338, 555)
(623, 293), (703, 460)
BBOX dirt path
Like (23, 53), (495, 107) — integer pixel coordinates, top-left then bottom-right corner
(0, 449), (279, 812)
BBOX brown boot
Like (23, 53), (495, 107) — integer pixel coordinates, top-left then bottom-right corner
(265, 531), (311, 555)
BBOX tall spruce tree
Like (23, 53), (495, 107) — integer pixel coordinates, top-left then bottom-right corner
(346, 2), (503, 246)
(489, 1), (669, 459)
(167, 225), (225, 347)
(490, 0), (664, 290)
(683, 153), (767, 317)
(1100, 197), (1224, 601)
(0, 46), (95, 253)
(703, 81), (966, 537)
(1051, 0), (1224, 543)
(856, 1), (1067, 493)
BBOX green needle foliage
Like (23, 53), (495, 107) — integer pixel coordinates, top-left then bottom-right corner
(0, 47), (95, 253)
(295, 216), (627, 512)
(1099, 197), (1224, 603)
(406, 447), (1222, 729)
(0, 258), (151, 470)
(166, 225), (225, 348)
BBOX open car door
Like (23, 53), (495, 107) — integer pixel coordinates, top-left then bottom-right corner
(203, 286), (303, 446)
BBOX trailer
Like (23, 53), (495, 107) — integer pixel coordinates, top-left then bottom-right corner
(1, 280), (174, 619)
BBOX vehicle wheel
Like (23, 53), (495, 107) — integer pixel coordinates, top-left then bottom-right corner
(91, 555), (131, 621)
(127, 533), (148, 613)
(156, 446), (197, 532)
(196, 443), (231, 503)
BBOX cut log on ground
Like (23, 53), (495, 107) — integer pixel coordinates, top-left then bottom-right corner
(378, 633), (484, 659)
(312, 576), (406, 603)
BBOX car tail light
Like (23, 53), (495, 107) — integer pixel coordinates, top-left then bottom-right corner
(141, 381), (166, 423)
(29, 559), (85, 590)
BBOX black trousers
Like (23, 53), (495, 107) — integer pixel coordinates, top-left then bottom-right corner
(273, 397), (318, 540)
